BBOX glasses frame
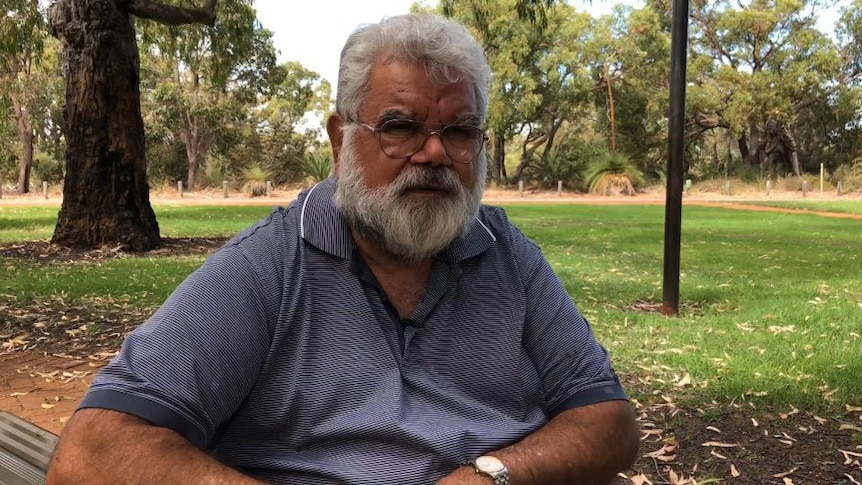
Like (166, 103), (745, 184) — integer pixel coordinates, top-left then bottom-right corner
(352, 119), (488, 164)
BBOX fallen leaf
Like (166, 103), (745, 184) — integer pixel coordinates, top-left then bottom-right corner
(845, 473), (861, 485)
(40, 403), (56, 409)
(731, 464), (740, 477)
(840, 424), (862, 433)
(848, 405), (862, 413)
(751, 418), (759, 427)
(783, 478), (794, 485)
(773, 467), (798, 478)
(629, 473), (653, 485)
(706, 426), (721, 433)
(675, 373), (692, 387)
(813, 416), (827, 425)
(710, 449), (728, 460)
(840, 449), (862, 465)
(9, 391), (29, 397)
(702, 441), (739, 448)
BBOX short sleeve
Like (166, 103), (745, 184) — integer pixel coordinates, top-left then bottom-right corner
(511, 225), (628, 417)
(80, 225), (283, 449)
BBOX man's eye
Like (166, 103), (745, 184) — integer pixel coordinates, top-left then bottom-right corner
(444, 126), (480, 142)
(381, 121), (421, 138)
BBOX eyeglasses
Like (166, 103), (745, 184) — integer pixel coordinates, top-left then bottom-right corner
(353, 119), (487, 164)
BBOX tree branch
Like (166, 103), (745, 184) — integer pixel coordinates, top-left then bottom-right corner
(126, 0), (218, 27)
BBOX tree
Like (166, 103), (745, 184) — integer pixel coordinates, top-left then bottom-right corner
(139, 0), (276, 191)
(49, 0), (219, 251)
(686, 0), (841, 177)
(0, 0), (46, 194)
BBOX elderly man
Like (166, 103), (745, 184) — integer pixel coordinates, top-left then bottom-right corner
(47, 13), (639, 485)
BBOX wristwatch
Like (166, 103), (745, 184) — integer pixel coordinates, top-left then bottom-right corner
(471, 455), (510, 485)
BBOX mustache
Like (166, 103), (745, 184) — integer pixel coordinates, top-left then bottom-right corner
(392, 166), (461, 195)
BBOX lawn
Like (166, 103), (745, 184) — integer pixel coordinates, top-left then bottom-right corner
(1, 202), (860, 413)
(3, 201), (861, 483)
(743, 199), (862, 215)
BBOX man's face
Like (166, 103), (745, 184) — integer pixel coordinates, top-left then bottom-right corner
(328, 59), (486, 262)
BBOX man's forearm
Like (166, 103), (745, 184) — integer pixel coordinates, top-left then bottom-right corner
(47, 408), (262, 485)
(440, 399), (640, 485)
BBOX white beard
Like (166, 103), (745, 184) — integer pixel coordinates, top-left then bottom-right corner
(334, 135), (485, 263)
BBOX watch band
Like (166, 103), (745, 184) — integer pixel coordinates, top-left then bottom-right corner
(471, 455), (510, 485)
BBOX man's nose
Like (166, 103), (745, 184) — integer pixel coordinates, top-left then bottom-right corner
(410, 131), (451, 166)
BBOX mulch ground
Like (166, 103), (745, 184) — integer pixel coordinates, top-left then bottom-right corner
(1, 233), (860, 484)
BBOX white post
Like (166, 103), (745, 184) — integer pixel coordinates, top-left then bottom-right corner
(820, 163), (824, 193)
(43, 181), (48, 199)
(802, 180), (808, 197)
(518, 180), (524, 197)
(266, 181), (273, 198)
(557, 180), (563, 196)
(837, 181), (843, 196)
(178, 181), (183, 198)
(766, 180), (772, 196)
(223, 181), (228, 198)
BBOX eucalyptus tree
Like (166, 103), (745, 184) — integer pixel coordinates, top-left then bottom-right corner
(49, 0), (220, 251)
(588, 4), (670, 174)
(139, 0), (277, 191)
(687, 0), (842, 177)
(0, 0), (46, 194)
(253, 61), (332, 184)
(441, 0), (560, 183)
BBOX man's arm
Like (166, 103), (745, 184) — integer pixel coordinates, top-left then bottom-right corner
(438, 399), (639, 485)
(46, 409), (263, 485)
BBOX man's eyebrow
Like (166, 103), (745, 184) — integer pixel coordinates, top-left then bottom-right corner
(455, 114), (483, 126)
(374, 108), (412, 123)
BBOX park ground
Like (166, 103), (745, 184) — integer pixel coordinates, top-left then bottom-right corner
(1, 185), (861, 484)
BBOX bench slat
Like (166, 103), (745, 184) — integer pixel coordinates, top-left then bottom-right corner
(0, 412), (58, 476)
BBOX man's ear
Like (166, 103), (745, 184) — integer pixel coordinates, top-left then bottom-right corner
(326, 114), (345, 176)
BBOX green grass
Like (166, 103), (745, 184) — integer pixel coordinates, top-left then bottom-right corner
(2, 203), (860, 413)
(743, 200), (862, 215)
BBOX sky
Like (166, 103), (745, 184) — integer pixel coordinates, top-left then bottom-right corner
(252, 0), (641, 88)
(253, 0), (848, 91)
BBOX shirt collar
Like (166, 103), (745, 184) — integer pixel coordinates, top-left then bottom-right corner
(299, 176), (497, 262)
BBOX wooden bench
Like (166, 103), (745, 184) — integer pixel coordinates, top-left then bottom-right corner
(0, 412), (58, 485)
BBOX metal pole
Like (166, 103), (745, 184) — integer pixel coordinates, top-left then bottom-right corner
(662, 0), (690, 316)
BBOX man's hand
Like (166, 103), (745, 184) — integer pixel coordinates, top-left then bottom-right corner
(440, 400), (639, 485)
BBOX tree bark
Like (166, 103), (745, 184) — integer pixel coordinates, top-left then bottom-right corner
(10, 91), (34, 194)
(49, 0), (160, 251)
(491, 132), (507, 185)
(48, 0), (219, 251)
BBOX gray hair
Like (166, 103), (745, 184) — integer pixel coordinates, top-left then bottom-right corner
(335, 13), (491, 124)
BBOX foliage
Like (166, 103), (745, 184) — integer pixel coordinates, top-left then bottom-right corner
(301, 152), (333, 183)
(584, 151), (645, 195)
(240, 165), (270, 197)
(522, 140), (596, 190)
(31, 151), (63, 184)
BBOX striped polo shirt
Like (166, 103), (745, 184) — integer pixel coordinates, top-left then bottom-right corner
(81, 177), (627, 484)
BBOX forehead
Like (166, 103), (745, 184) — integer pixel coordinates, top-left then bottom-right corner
(361, 59), (478, 121)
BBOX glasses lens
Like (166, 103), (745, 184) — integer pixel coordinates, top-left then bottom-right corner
(378, 120), (424, 158)
(441, 125), (484, 161)
(376, 120), (485, 162)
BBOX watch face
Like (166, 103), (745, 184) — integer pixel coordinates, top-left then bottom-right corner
(475, 455), (506, 474)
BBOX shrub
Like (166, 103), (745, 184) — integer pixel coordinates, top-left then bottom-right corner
(584, 151), (645, 195)
(241, 165), (271, 197)
(32, 151), (65, 184)
(301, 153), (333, 183)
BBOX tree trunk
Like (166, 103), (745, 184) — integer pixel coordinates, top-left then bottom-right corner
(491, 132), (506, 185)
(783, 126), (802, 177)
(49, 0), (160, 251)
(10, 91), (34, 194)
